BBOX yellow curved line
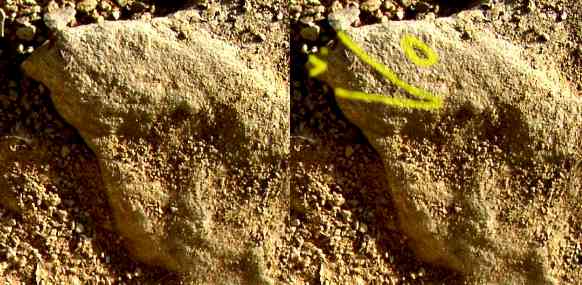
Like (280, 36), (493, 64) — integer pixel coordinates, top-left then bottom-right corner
(400, 34), (439, 67)
(335, 31), (442, 110)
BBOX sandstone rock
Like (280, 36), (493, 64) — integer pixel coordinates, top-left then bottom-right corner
(22, 10), (288, 284)
(315, 15), (582, 284)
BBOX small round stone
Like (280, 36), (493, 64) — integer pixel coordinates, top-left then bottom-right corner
(16, 23), (36, 41)
(361, 0), (382, 12)
(300, 24), (320, 42)
(77, 0), (98, 14)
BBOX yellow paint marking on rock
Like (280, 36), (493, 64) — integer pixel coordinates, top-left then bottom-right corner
(307, 47), (329, 77)
(400, 34), (439, 67)
(307, 31), (443, 110)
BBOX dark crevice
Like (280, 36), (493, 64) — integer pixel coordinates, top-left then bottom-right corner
(151, 0), (197, 17)
(434, 0), (487, 16)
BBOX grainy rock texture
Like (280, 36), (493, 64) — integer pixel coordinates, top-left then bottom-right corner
(316, 13), (582, 284)
(22, 9), (288, 285)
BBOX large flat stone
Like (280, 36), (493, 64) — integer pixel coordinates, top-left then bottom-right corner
(316, 14), (582, 284)
(22, 10), (289, 284)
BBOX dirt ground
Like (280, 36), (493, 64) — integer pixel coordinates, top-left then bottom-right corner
(0, 0), (580, 284)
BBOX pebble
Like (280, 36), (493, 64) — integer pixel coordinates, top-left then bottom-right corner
(115, 0), (127, 7)
(332, 193), (345, 206)
(396, 7), (405, 20)
(300, 24), (320, 42)
(77, 0), (98, 14)
(344, 145), (354, 158)
(75, 223), (84, 233)
(400, 0), (414, 7)
(290, 219), (301, 227)
(16, 23), (36, 41)
(43, 5), (76, 31)
(358, 223), (367, 233)
(361, 0), (382, 12)
(112, 9), (121, 20)
(100, 1), (112, 12)
(57, 210), (68, 222)
(61, 145), (70, 158)
(330, 0), (344, 13)
(383, 0), (396, 11)
(341, 209), (352, 221)
(328, 6), (360, 31)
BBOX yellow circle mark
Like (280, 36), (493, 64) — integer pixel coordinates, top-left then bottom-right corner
(400, 34), (439, 67)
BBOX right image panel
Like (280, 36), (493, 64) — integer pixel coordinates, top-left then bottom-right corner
(288, 0), (582, 284)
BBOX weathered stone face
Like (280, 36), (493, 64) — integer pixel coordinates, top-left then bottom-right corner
(22, 10), (289, 284)
(315, 14), (582, 284)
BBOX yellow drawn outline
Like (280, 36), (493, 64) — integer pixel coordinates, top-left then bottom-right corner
(307, 31), (443, 110)
(400, 34), (439, 67)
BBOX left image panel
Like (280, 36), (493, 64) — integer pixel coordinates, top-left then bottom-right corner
(1, 1), (288, 284)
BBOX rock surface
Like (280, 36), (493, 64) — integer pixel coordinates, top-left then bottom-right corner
(316, 14), (582, 284)
(22, 9), (288, 284)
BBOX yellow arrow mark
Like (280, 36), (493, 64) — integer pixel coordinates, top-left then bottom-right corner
(307, 31), (443, 110)
(307, 48), (328, 77)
